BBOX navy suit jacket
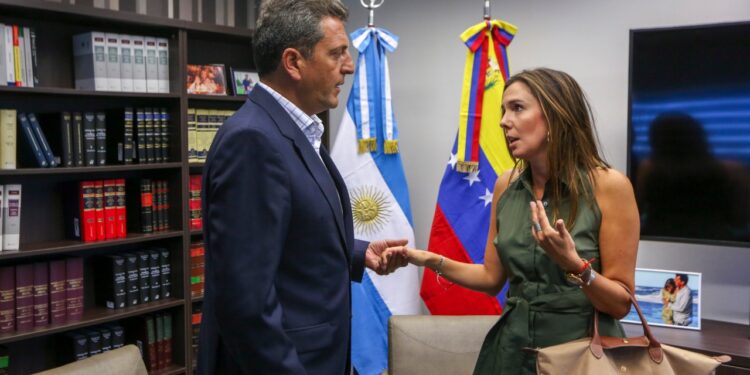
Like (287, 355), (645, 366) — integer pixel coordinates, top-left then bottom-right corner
(196, 86), (367, 375)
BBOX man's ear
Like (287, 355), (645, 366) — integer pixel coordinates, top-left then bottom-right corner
(280, 48), (304, 81)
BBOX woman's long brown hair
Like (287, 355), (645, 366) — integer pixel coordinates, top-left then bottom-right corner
(504, 68), (609, 229)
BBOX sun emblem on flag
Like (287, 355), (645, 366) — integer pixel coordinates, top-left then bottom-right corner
(350, 185), (391, 236)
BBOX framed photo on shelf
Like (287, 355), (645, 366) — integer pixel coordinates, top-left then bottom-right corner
(621, 268), (702, 330)
(186, 64), (227, 95)
(230, 68), (259, 96)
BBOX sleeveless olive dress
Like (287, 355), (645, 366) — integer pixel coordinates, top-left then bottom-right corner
(473, 169), (625, 375)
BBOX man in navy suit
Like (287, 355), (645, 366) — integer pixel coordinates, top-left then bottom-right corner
(196, 0), (408, 374)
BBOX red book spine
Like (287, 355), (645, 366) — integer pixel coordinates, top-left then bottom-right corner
(80, 181), (97, 242)
(14, 264), (34, 331)
(104, 179), (117, 240)
(94, 180), (106, 240)
(49, 260), (67, 324)
(65, 258), (84, 322)
(189, 175), (202, 230)
(0, 267), (15, 333)
(189, 243), (204, 297)
(32, 262), (49, 327)
(116, 179), (127, 238)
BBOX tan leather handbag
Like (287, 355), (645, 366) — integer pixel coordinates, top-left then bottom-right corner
(535, 287), (731, 375)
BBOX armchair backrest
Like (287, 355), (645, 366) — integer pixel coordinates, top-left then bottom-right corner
(388, 315), (499, 375)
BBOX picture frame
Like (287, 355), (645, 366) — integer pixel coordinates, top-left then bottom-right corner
(186, 64), (227, 95)
(230, 68), (259, 96)
(621, 268), (702, 330)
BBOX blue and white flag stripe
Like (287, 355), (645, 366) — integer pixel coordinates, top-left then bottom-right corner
(332, 27), (420, 375)
(350, 27), (399, 143)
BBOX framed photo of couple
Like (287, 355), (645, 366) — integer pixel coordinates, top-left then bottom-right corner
(621, 268), (702, 330)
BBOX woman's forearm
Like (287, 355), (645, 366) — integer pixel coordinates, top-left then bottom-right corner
(420, 252), (505, 295)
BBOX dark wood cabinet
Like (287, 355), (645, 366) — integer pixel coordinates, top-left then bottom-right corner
(624, 320), (750, 372)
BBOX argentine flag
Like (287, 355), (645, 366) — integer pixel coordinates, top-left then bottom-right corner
(331, 27), (421, 375)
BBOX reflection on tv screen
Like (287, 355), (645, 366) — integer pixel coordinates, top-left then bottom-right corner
(628, 22), (750, 245)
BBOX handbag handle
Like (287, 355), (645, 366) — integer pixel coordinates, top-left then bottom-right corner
(589, 281), (664, 364)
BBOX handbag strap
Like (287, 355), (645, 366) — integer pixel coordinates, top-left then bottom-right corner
(589, 281), (664, 364)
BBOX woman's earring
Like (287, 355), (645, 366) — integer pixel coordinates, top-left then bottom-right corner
(546, 131), (551, 143)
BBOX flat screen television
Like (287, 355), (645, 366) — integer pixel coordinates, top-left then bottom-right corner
(628, 22), (750, 247)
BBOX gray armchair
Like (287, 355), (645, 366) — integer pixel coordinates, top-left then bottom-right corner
(387, 315), (499, 375)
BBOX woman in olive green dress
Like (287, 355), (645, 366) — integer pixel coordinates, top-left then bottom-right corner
(400, 68), (640, 374)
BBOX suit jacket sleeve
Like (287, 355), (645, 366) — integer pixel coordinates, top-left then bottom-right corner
(205, 127), (306, 374)
(351, 239), (369, 283)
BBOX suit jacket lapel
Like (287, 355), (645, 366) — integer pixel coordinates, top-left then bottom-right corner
(321, 146), (353, 260)
(249, 87), (349, 253)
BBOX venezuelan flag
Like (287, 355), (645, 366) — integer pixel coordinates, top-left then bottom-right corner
(421, 20), (517, 315)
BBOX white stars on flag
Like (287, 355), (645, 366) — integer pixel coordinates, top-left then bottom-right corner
(447, 152), (458, 169)
(463, 169), (480, 186)
(479, 188), (493, 207)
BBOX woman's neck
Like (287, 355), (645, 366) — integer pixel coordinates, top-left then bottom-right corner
(528, 159), (550, 200)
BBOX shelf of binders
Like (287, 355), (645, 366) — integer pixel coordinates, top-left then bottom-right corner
(0, 162), (182, 176)
(0, 86), (180, 99)
(0, 297), (183, 345)
(0, 230), (183, 261)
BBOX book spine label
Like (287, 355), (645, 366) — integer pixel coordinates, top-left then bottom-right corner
(18, 113), (47, 167)
(156, 38), (169, 93)
(131, 36), (147, 92)
(160, 109), (169, 162)
(94, 180), (105, 240)
(61, 112), (73, 167)
(137, 252), (150, 303)
(0, 109), (16, 169)
(0, 266), (15, 332)
(104, 179), (117, 239)
(159, 248), (170, 298)
(83, 112), (96, 166)
(140, 179), (153, 233)
(2, 184), (21, 251)
(115, 179), (126, 238)
(32, 262), (49, 327)
(65, 257), (84, 321)
(149, 250), (161, 301)
(27, 113), (56, 167)
(105, 33), (121, 91)
(49, 259), (67, 324)
(72, 112), (84, 166)
(123, 108), (134, 164)
(95, 112), (106, 165)
(144, 37), (158, 93)
(15, 264), (33, 331)
(119, 34), (134, 92)
(123, 253), (139, 306)
(79, 181), (97, 242)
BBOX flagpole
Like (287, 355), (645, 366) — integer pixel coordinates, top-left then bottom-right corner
(360, 0), (384, 27)
(483, 0), (490, 20)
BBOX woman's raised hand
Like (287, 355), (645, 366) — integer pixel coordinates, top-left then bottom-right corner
(530, 200), (582, 272)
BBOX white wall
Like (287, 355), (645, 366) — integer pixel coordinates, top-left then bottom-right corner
(332, 0), (750, 324)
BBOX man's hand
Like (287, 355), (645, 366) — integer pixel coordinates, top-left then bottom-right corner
(365, 239), (409, 275)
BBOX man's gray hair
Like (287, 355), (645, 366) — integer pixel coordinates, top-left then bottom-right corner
(253, 0), (348, 76)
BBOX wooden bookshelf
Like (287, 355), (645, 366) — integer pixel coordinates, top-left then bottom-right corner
(0, 1), (253, 373)
(0, 299), (184, 345)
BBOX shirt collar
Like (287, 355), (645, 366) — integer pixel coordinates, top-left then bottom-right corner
(257, 81), (325, 151)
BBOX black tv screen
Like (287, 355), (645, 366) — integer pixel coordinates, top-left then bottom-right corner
(628, 22), (750, 246)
